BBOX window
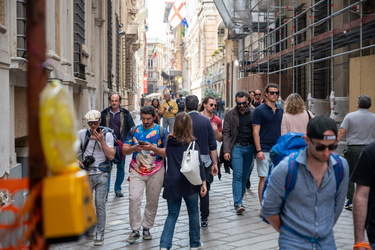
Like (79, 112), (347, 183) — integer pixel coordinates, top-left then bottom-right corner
(17, 0), (27, 58)
(107, 1), (113, 89)
(73, 0), (85, 79)
(115, 15), (120, 92)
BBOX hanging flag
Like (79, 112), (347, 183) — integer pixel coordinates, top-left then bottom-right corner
(151, 45), (157, 59)
(168, 0), (187, 28)
(181, 18), (188, 28)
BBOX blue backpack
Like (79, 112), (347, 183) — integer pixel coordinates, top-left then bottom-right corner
(262, 132), (344, 223)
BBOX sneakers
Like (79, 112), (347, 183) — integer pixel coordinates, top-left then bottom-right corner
(115, 191), (124, 197)
(143, 228), (152, 240)
(94, 234), (104, 246)
(190, 242), (203, 249)
(126, 230), (140, 243)
(235, 204), (245, 214)
(201, 218), (208, 228)
(345, 199), (353, 210)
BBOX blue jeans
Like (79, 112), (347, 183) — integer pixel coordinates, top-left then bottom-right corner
(160, 193), (201, 249)
(107, 156), (126, 193)
(231, 144), (254, 206)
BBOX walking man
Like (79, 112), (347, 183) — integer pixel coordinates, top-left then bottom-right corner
(222, 91), (255, 214)
(337, 95), (375, 210)
(351, 141), (375, 250)
(216, 95), (225, 119)
(253, 84), (283, 214)
(199, 96), (222, 142)
(262, 115), (349, 249)
(176, 93), (186, 113)
(122, 105), (169, 243)
(101, 93), (135, 198)
(77, 110), (115, 246)
(253, 89), (263, 106)
(160, 92), (178, 132)
(186, 95), (218, 228)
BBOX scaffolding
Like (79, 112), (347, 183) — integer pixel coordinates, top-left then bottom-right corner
(240, 0), (375, 100)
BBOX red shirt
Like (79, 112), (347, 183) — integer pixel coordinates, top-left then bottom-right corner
(210, 115), (222, 132)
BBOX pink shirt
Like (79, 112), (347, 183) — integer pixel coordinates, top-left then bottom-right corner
(281, 110), (314, 135)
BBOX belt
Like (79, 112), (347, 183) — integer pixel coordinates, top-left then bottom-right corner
(234, 142), (252, 146)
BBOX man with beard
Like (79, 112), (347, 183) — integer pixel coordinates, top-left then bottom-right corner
(253, 84), (283, 215)
(122, 105), (169, 244)
(101, 93), (135, 198)
(262, 116), (349, 249)
(222, 91), (255, 214)
(199, 96), (222, 142)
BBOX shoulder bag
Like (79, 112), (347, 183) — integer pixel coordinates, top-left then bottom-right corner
(180, 141), (202, 185)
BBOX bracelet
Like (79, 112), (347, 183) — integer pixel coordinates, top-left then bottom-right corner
(353, 242), (371, 249)
(256, 150), (262, 154)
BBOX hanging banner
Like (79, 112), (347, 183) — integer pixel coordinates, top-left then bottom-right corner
(143, 75), (148, 93)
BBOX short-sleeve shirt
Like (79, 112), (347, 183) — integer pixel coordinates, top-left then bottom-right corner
(209, 115), (222, 132)
(252, 103), (283, 152)
(340, 109), (375, 145)
(125, 124), (169, 176)
(351, 142), (375, 242)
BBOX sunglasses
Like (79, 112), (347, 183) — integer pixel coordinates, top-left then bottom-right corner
(236, 101), (248, 106)
(254, 93), (261, 96)
(311, 139), (338, 151)
(268, 91), (279, 95)
(87, 121), (99, 126)
(209, 103), (217, 107)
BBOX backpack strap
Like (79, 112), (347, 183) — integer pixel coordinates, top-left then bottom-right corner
(332, 152), (344, 191)
(81, 129), (91, 154)
(284, 152), (299, 202)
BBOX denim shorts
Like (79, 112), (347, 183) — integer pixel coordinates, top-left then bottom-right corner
(256, 152), (271, 177)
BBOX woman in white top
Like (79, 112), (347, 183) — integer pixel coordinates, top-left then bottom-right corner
(281, 93), (314, 135)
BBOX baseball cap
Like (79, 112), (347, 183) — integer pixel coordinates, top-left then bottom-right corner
(84, 110), (101, 122)
(306, 115), (337, 140)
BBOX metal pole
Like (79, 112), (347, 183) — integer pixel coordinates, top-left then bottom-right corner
(26, 0), (48, 247)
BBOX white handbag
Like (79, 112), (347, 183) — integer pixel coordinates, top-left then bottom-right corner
(180, 141), (203, 185)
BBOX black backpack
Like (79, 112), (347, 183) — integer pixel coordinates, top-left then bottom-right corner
(177, 98), (185, 110)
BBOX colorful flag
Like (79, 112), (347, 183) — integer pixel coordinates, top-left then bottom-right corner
(168, 0), (187, 28)
(151, 45), (157, 59)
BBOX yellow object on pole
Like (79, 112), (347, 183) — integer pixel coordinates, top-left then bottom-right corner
(39, 80), (80, 174)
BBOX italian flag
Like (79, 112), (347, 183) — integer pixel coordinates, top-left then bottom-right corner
(152, 45), (157, 59)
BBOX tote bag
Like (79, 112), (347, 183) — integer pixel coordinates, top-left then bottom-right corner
(180, 141), (202, 185)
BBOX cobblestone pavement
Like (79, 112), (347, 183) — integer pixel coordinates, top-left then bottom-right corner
(50, 164), (354, 250)
(51, 116), (355, 249)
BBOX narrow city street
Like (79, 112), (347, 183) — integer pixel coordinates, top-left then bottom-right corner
(50, 115), (355, 250)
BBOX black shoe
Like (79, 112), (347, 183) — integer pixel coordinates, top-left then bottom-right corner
(201, 218), (208, 228)
(115, 191), (124, 197)
(246, 179), (251, 189)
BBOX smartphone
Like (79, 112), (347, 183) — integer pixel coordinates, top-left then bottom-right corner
(138, 140), (147, 145)
(96, 127), (102, 133)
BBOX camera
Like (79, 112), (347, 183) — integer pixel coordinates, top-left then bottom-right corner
(82, 155), (95, 169)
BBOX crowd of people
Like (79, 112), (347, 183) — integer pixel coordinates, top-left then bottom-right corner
(76, 88), (375, 250)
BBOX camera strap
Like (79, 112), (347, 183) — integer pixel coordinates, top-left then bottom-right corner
(81, 129), (97, 156)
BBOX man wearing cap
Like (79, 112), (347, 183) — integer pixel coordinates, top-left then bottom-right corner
(77, 110), (115, 246)
(337, 95), (375, 210)
(100, 93), (135, 198)
(262, 115), (349, 249)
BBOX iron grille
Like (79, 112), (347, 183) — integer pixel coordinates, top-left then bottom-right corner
(16, 0), (27, 58)
(73, 0), (85, 79)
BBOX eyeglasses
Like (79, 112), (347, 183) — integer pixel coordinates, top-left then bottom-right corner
(209, 103), (217, 107)
(311, 139), (338, 151)
(87, 121), (99, 126)
(236, 101), (248, 106)
(268, 91), (279, 95)
(254, 93), (261, 96)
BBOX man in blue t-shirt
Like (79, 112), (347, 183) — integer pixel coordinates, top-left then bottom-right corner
(252, 83), (283, 216)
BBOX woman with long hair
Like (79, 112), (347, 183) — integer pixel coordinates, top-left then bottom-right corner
(151, 98), (163, 124)
(281, 93), (314, 135)
(159, 113), (207, 250)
